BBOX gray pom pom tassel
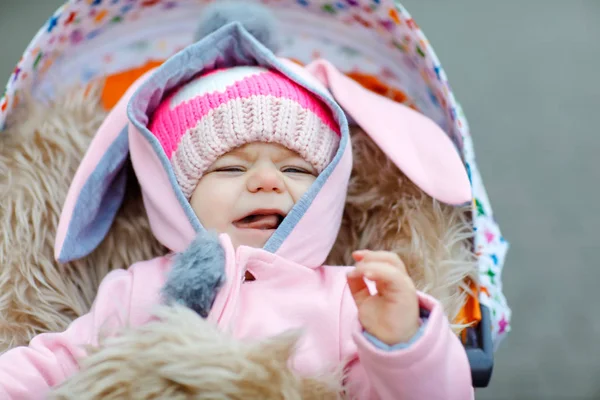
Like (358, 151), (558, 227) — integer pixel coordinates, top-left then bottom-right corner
(162, 231), (226, 318)
(195, 1), (280, 53)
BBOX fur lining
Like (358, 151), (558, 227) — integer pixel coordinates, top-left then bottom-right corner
(162, 231), (226, 318)
(0, 85), (166, 351)
(48, 305), (344, 399)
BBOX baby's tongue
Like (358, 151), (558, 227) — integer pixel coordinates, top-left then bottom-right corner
(235, 214), (280, 230)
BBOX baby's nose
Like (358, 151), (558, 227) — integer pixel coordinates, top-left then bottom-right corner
(247, 165), (284, 193)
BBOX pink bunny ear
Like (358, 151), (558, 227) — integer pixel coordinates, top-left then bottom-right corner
(305, 59), (471, 205)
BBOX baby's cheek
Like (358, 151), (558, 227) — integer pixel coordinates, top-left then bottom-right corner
(199, 200), (227, 227)
(190, 179), (231, 227)
(287, 177), (316, 202)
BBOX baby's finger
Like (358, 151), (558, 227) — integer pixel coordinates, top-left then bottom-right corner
(355, 250), (406, 273)
(355, 261), (405, 296)
(352, 252), (365, 262)
(346, 271), (370, 306)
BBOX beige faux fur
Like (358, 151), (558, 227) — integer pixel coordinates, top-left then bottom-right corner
(1, 84), (477, 397)
(0, 84), (165, 351)
(49, 305), (344, 400)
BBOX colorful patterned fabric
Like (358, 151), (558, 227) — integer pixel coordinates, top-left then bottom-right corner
(0, 0), (510, 348)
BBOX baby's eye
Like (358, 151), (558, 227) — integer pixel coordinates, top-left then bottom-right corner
(216, 166), (245, 173)
(282, 166), (313, 175)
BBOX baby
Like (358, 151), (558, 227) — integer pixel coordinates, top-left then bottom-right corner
(0, 23), (473, 400)
(155, 68), (419, 345)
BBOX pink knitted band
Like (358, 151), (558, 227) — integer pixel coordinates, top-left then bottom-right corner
(152, 69), (340, 159)
(149, 66), (341, 198)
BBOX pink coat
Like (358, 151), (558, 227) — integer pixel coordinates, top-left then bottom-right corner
(0, 239), (473, 399)
(0, 22), (474, 399)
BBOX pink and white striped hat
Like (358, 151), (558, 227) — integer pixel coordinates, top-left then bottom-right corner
(149, 65), (341, 198)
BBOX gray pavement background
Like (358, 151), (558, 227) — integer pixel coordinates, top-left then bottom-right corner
(1, 1), (599, 399)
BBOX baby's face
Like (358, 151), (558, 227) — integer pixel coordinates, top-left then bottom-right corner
(190, 142), (317, 248)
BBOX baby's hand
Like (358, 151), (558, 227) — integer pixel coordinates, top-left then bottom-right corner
(347, 250), (420, 346)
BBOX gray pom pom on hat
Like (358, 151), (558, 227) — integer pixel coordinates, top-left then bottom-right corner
(195, 1), (280, 53)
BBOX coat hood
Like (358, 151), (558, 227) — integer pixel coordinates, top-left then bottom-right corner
(54, 22), (470, 267)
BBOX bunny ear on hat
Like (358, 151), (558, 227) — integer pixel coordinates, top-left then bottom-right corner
(304, 59), (472, 206)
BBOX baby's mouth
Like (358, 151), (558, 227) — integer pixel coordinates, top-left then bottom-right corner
(233, 211), (285, 230)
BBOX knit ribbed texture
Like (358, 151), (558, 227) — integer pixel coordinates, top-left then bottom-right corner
(149, 66), (340, 198)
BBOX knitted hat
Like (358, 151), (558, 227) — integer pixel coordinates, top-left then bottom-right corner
(149, 65), (341, 198)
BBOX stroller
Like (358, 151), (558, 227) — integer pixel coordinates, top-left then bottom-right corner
(0, 0), (510, 389)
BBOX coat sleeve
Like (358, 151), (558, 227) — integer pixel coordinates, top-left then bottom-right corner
(341, 290), (474, 400)
(0, 269), (135, 400)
